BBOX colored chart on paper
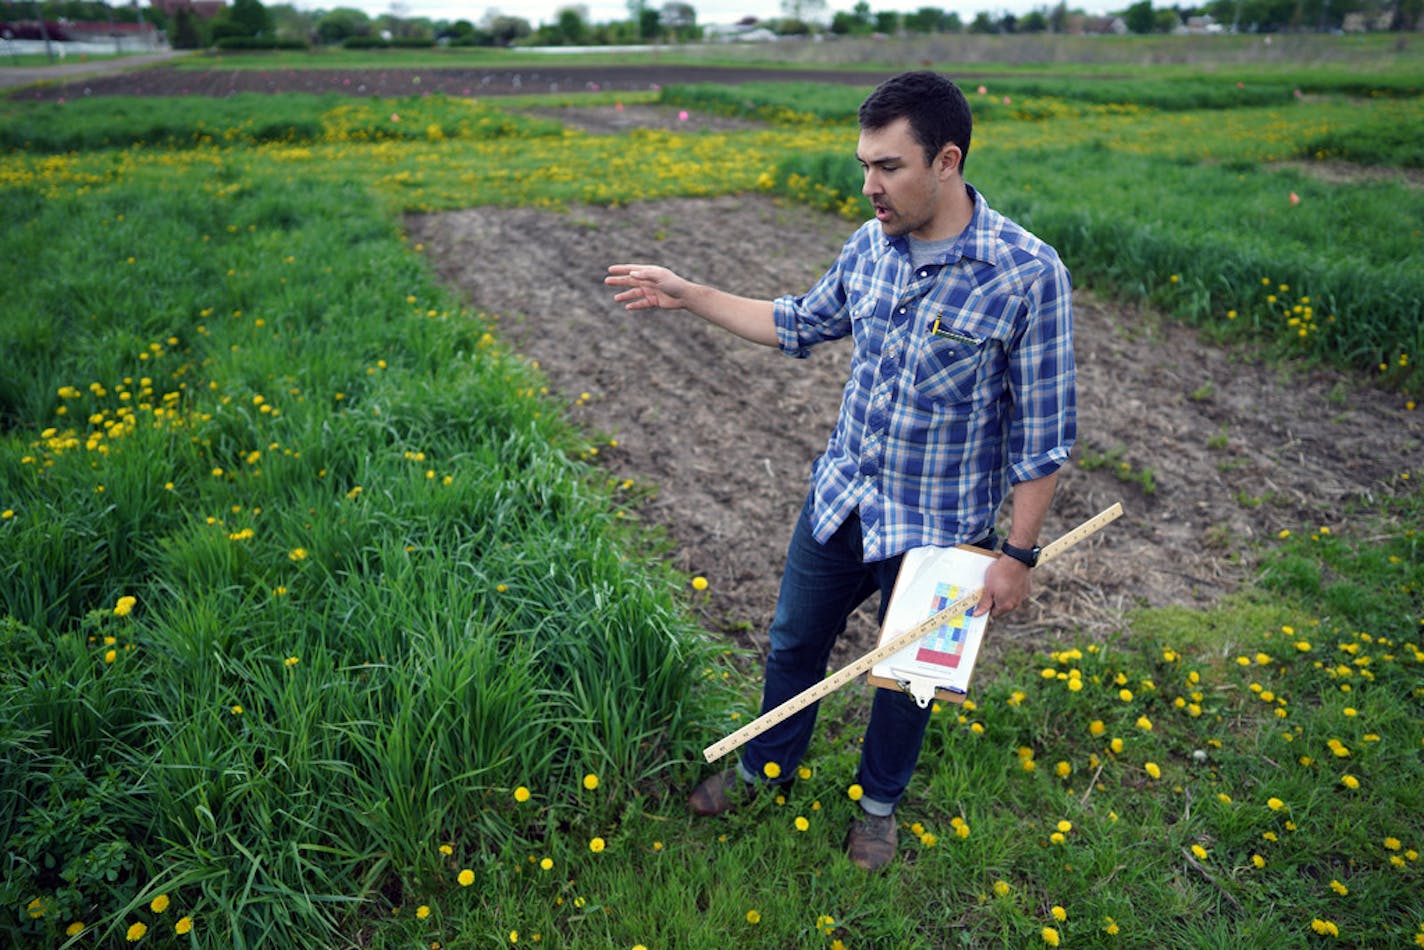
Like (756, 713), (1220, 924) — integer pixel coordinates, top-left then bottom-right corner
(914, 581), (970, 668)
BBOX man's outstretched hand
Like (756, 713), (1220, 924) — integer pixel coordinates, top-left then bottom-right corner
(606, 264), (692, 312)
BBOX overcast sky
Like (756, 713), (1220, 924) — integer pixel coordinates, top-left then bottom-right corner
(288, 0), (1119, 29)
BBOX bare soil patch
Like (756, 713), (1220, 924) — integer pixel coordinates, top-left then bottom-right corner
(408, 190), (1421, 671)
(6, 64), (893, 102)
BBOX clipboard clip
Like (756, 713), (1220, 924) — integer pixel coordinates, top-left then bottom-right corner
(894, 674), (952, 709)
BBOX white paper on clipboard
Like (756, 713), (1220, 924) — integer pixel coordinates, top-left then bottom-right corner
(868, 544), (996, 706)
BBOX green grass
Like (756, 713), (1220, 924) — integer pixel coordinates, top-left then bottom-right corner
(769, 94), (1424, 393)
(0, 93), (564, 154)
(2, 53), (1422, 947)
(0, 156), (731, 946)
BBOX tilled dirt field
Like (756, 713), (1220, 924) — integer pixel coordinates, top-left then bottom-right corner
(6, 63), (898, 101)
(408, 181), (1421, 671)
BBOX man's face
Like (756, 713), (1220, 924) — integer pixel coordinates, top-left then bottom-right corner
(856, 117), (950, 240)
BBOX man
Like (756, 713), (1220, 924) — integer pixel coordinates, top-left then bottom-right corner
(605, 71), (1076, 871)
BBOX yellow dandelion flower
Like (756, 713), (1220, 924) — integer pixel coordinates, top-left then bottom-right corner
(1267, 797), (1285, 811)
(150, 894), (170, 914)
(230, 704), (243, 715)
(1341, 774), (1360, 789)
(540, 857), (553, 871)
(847, 783), (863, 801)
(993, 880), (1011, 897)
(439, 843), (453, 855)
(457, 869), (475, 886)
(1104, 917), (1120, 935)
(583, 773), (599, 790)
(794, 816), (809, 832)
(126, 922), (148, 942)
(288, 547), (308, 561)
(175, 915), (193, 935)
(1145, 762), (1162, 780)
(1252, 853), (1266, 868)
(417, 905), (431, 919)
(1057, 820), (1073, 833)
(114, 595), (137, 616)
(284, 656), (299, 667)
(691, 576), (709, 591)
(1384, 837), (1402, 851)
(589, 837), (606, 853)
(66, 922), (85, 936)
(763, 761), (781, 780)
(1329, 879), (1348, 896)
(1191, 844), (1208, 860)
(746, 909), (761, 924)
(514, 786), (531, 803)
(1051, 905), (1067, 922)
(1042, 926), (1061, 946)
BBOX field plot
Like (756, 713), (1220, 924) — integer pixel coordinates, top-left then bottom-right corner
(2, 42), (1422, 949)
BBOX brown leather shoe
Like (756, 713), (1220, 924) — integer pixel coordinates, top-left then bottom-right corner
(846, 813), (898, 871)
(688, 768), (755, 817)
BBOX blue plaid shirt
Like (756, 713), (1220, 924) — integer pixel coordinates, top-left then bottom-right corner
(772, 185), (1076, 562)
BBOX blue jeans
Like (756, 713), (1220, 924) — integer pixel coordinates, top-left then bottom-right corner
(738, 495), (991, 813)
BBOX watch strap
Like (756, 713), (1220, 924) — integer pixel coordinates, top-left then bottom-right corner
(1000, 541), (1041, 568)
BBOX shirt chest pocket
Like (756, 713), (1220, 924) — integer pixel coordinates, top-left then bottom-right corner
(912, 329), (986, 405)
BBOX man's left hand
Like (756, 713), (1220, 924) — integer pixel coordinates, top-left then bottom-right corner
(972, 555), (1031, 616)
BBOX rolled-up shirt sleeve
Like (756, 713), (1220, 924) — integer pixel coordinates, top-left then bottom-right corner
(1007, 255), (1076, 486)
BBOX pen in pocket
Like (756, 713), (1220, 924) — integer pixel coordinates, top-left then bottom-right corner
(930, 314), (981, 345)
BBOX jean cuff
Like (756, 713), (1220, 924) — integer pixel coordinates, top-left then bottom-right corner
(859, 796), (895, 818)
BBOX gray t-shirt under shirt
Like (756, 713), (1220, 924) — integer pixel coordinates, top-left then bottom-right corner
(906, 234), (958, 270)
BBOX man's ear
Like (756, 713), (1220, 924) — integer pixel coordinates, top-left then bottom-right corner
(936, 144), (962, 179)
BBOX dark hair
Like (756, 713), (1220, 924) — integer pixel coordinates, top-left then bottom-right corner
(858, 70), (972, 173)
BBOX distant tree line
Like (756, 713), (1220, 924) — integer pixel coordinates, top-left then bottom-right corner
(3, 0), (1414, 54)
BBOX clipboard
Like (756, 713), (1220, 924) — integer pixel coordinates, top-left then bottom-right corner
(867, 543), (997, 706)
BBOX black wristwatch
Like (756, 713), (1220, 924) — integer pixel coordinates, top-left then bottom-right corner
(1000, 541), (1042, 568)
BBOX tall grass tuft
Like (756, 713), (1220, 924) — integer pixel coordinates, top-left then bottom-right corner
(0, 151), (728, 945)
